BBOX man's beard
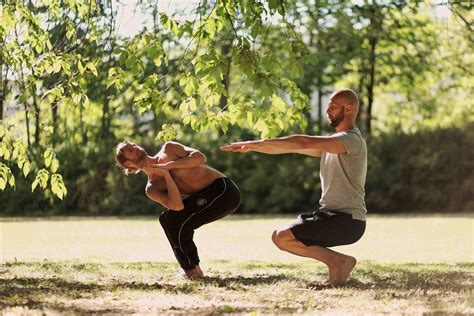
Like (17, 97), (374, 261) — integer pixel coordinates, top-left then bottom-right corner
(133, 150), (147, 166)
(328, 111), (344, 128)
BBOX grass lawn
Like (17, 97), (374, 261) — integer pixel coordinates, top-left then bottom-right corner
(1, 214), (473, 314)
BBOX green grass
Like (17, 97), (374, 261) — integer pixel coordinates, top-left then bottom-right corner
(1, 260), (473, 314)
(1, 214), (473, 314)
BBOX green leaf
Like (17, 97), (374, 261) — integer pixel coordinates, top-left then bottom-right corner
(51, 158), (59, 173)
(134, 90), (150, 102)
(0, 178), (5, 191)
(53, 59), (61, 73)
(78, 60), (85, 74)
(276, 117), (284, 129)
(61, 182), (68, 196)
(56, 188), (64, 200)
(46, 157), (53, 170)
(40, 173), (48, 189)
(12, 146), (18, 159)
(8, 174), (15, 187)
(153, 57), (162, 67)
(205, 19), (216, 38)
(44, 151), (52, 167)
(220, 120), (229, 134)
(1, 143), (11, 160)
(23, 162), (30, 177)
(83, 94), (90, 108)
(254, 119), (269, 136)
(184, 83), (194, 96)
(157, 124), (177, 141)
(247, 111), (254, 125)
(44, 126), (54, 135)
(45, 62), (53, 74)
(51, 181), (58, 195)
(72, 94), (81, 104)
(31, 179), (39, 192)
(86, 62), (98, 76)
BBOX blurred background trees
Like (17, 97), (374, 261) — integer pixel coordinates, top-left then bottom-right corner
(1, 0), (472, 216)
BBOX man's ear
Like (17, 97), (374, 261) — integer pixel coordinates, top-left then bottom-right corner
(345, 104), (353, 113)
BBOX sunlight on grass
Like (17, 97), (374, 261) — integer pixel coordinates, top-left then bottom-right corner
(1, 215), (473, 314)
(1, 260), (472, 314)
(1, 214), (473, 263)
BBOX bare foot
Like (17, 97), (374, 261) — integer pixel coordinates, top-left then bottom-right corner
(332, 256), (356, 284)
(185, 265), (204, 279)
(325, 266), (338, 285)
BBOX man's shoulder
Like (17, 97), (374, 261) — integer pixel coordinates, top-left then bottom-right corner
(163, 141), (183, 148)
(162, 141), (186, 153)
(334, 128), (366, 156)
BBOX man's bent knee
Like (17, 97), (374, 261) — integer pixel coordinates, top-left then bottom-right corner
(272, 229), (294, 250)
(271, 230), (278, 246)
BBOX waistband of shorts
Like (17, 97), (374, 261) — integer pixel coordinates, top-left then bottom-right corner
(317, 210), (365, 222)
(183, 177), (232, 200)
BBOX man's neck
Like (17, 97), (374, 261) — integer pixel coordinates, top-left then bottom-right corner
(143, 156), (159, 167)
(335, 121), (355, 133)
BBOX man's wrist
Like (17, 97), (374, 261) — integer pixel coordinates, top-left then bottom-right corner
(165, 161), (176, 169)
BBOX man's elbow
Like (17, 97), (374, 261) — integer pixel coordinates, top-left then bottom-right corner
(191, 151), (207, 165)
(145, 189), (160, 203)
(294, 135), (314, 150)
(168, 201), (184, 211)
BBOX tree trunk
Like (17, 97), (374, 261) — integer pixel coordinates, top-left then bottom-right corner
(312, 1), (323, 134)
(80, 102), (87, 145)
(357, 61), (365, 130)
(51, 101), (58, 145)
(366, 35), (376, 135)
(317, 85), (323, 133)
(366, 3), (379, 136)
(32, 94), (40, 144)
(101, 97), (110, 139)
(24, 104), (31, 146)
(219, 41), (232, 110)
(0, 61), (4, 121)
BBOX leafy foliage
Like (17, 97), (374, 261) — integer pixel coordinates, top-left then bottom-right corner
(0, 1), (472, 214)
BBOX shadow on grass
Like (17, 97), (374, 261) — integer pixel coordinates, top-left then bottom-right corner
(306, 264), (474, 292)
(0, 277), (120, 313)
(0, 269), (292, 313)
(202, 274), (290, 288)
(2, 261), (472, 313)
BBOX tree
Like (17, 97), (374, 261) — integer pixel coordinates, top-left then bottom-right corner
(1, 0), (312, 199)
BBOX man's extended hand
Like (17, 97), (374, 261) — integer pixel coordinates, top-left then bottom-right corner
(143, 164), (170, 176)
(220, 141), (258, 153)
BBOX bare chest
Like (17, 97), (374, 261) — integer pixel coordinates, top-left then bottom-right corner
(148, 168), (204, 195)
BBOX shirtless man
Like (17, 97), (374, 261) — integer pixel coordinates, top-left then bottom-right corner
(115, 141), (241, 278)
(221, 89), (367, 285)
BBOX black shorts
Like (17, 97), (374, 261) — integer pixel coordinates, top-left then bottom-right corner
(289, 210), (366, 247)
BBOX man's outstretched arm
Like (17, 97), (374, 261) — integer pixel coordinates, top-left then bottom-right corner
(220, 134), (347, 157)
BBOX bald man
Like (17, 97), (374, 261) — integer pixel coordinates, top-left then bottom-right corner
(221, 89), (367, 285)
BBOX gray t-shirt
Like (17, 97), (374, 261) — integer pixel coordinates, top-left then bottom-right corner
(319, 128), (367, 221)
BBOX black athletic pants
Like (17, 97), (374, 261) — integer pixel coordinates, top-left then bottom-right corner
(159, 177), (241, 271)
